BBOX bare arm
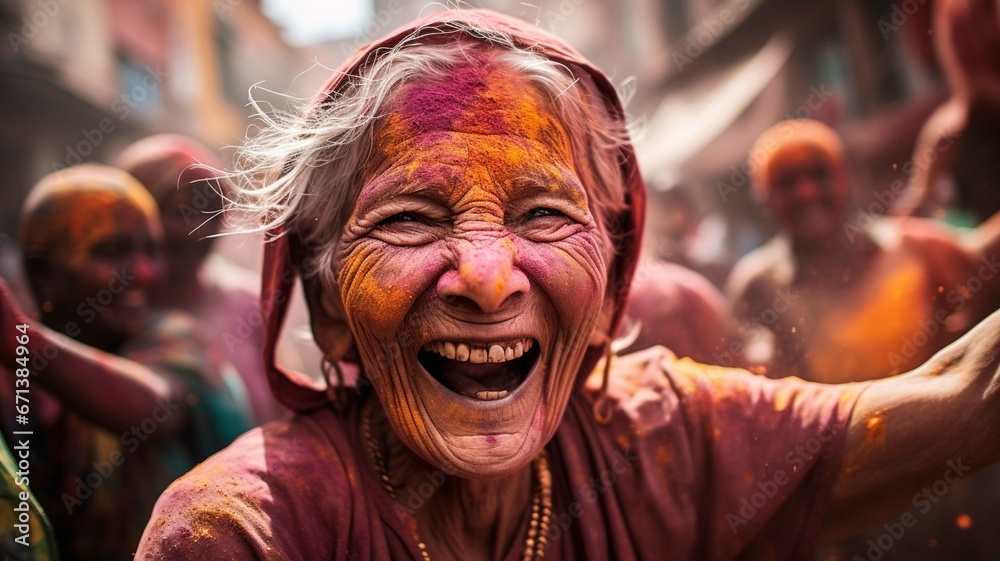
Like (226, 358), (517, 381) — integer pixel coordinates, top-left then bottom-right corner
(820, 308), (1000, 541)
(889, 100), (965, 217)
(1, 278), (185, 435)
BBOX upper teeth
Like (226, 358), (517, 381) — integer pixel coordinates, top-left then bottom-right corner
(423, 338), (533, 364)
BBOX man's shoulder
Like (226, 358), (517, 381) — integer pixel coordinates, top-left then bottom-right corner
(726, 238), (791, 304)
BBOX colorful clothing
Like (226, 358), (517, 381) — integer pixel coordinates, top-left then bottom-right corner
(0, 311), (252, 561)
(1, 436), (58, 561)
(136, 349), (861, 561)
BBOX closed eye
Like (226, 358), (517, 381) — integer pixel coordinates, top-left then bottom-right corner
(527, 207), (566, 219)
(369, 210), (443, 246)
(377, 212), (424, 226)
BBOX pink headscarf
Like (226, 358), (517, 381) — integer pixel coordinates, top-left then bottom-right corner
(260, 9), (647, 411)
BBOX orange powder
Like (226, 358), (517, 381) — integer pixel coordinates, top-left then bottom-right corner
(20, 164), (160, 270)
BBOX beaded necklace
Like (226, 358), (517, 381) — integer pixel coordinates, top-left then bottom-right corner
(362, 400), (552, 560)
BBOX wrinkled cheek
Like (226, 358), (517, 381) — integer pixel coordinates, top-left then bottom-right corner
(516, 237), (607, 407)
(340, 262), (410, 331)
(517, 239), (608, 326)
(335, 243), (444, 364)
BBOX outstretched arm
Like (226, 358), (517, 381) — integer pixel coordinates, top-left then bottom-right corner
(1, 278), (185, 435)
(820, 308), (1000, 541)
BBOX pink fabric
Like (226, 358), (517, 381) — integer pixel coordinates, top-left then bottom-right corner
(259, 9), (647, 412)
(135, 349), (859, 560)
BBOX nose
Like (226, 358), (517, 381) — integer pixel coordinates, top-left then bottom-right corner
(131, 251), (160, 288)
(437, 238), (529, 314)
(792, 175), (823, 203)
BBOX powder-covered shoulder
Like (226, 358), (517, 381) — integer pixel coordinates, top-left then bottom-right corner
(592, 346), (862, 431)
(579, 346), (864, 558)
(135, 416), (352, 561)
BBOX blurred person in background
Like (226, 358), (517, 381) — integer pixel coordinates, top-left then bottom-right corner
(727, 119), (1000, 559)
(620, 256), (735, 365)
(645, 179), (733, 288)
(726, 118), (998, 384)
(117, 134), (284, 424)
(890, 0), (1000, 223)
(0, 164), (251, 560)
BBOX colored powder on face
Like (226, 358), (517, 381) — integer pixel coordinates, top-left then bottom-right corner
(399, 63), (489, 133)
(349, 269), (414, 326)
(390, 60), (570, 156)
(25, 192), (152, 270)
(21, 165), (161, 270)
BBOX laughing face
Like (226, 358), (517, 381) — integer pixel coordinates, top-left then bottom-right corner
(764, 143), (849, 243)
(332, 61), (612, 478)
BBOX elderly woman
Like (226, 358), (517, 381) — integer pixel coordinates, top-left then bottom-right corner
(136, 10), (1000, 561)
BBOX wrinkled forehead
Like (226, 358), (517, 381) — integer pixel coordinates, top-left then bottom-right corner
(370, 57), (572, 161)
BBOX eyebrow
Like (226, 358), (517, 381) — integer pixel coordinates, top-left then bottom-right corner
(358, 163), (586, 208)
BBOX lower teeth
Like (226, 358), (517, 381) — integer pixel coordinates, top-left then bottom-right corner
(473, 390), (509, 401)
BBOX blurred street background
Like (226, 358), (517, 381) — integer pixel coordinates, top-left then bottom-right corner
(0, 0), (963, 372)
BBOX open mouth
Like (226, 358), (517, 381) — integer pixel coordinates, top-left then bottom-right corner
(418, 338), (540, 401)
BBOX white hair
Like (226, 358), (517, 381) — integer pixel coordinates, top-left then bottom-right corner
(226, 21), (630, 290)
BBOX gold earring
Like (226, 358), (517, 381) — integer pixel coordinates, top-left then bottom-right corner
(321, 358), (349, 412)
(592, 341), (614, 425)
